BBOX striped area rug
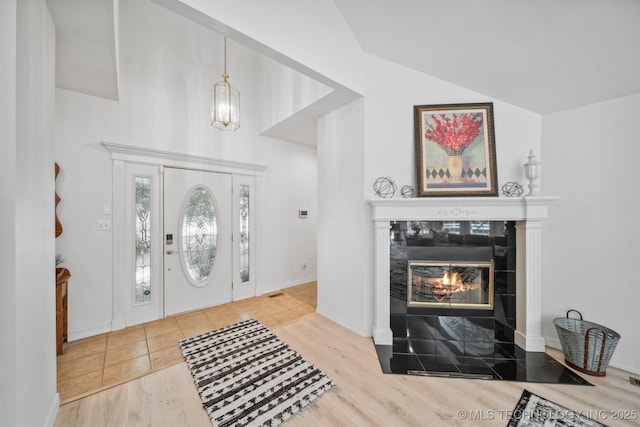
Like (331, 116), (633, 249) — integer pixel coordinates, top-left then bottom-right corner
(179, 318), (334, 427)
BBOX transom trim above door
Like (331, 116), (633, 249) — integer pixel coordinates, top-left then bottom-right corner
(102, 142), (267, 175)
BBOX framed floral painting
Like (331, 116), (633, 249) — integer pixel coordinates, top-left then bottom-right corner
(414, 102), (498, 197)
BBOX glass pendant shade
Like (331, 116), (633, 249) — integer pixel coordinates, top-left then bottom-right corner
(211, 37), (240, 131)
(211, 75), (240, 130)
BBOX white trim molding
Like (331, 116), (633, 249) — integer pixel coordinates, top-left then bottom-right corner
(111, 159), (126, 330)
(368, 196), (557, 352)
(102, 142), (267, 175)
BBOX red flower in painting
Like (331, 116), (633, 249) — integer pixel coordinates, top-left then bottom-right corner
(424, 112), (483, 156)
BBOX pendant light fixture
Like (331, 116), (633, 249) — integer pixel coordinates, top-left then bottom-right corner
(211, 36), (240, 131)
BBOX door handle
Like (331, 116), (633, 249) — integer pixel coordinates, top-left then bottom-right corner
(166, 250), (173, 255)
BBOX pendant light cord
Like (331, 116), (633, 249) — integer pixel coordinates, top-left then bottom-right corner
(223, 37), (228, 77)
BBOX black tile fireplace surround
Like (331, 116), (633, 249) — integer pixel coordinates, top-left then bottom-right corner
(376, 220), (590, 385)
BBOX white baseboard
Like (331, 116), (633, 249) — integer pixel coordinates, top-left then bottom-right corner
(515, 330), (546, 352)
(373, 326), (393, 345)
(315, 304), (371, 338)
(68, 324), (112, 342)
(546, 336), (561, 349)
(278, 276), (317, 289)
(256, 276), (318, 296)
(111, 316), (125, 331)
(45, 392), (60, 427)
(545, 335), (640, 375)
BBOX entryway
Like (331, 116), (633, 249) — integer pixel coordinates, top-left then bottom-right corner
(104, 143), (265, 330)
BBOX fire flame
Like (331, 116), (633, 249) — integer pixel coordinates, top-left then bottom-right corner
(439, 271), (464, 291)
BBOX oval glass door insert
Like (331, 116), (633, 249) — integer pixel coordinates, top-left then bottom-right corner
(181, 186), (218, 284)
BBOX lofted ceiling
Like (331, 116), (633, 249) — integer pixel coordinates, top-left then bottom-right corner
(334, 0), (640, 114)
(47, 0), (640, 133)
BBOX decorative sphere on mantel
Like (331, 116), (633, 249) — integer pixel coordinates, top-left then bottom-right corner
(400, 185), (415, 198)
(373, 177), (397, 198)
(502, 181), (524, 197)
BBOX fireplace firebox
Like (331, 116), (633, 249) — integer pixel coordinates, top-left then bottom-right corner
(407, 261), (494, 309)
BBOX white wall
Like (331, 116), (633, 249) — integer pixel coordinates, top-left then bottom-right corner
(317, 97), (371, 335)
(256, 136), (318, 293)
(168, 0), (364, 94)
(0, 0), (58, 425)
(362, 54), (541, 197)
(318, 52), (541, 335)
(16, 3), (58, 420)
(55, 0), (318, 339)
(0, 2), (18, 424)
(542, 94), (640, 374)
(326, 54), (540, 337)
(258, 55), (332, 133)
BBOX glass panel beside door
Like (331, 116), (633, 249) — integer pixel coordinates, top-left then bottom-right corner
(135, 177), (152, 304)
(123, 163), (162, 326)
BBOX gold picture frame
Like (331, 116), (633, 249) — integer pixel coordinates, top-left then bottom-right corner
(414, 102), (498, 197)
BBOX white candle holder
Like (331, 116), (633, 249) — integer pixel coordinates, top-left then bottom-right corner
(523, 149), (541, 196)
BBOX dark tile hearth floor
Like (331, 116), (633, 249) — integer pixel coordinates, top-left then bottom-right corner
(375, 340), (592, 385)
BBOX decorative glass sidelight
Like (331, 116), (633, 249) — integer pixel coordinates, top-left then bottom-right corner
(182, 186), (218, 283)
(135, 177), (152, 304)
(239, 185), (250, 283)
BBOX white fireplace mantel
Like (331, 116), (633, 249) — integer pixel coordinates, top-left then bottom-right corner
(368, 196), (558, 352)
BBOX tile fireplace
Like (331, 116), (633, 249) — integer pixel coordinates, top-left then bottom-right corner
(389, 220), (517, 364)
(369, 196), (557, 352)
(368, 197), (591, 384)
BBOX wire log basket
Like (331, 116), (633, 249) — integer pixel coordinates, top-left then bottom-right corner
(553, 309), (621, 376)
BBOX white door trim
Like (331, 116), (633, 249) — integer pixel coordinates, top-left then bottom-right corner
(103, 142), (267, 331)
(102, 142), (267, 174)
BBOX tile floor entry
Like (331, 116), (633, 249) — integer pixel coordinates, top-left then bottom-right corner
(57, 283), (317, 404)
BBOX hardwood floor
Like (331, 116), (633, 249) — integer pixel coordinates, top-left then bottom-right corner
(282, 317), (639, 427)
(56, 311), (640, 426)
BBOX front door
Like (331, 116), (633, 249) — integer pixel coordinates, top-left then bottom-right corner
(163, 167), (232, 316)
